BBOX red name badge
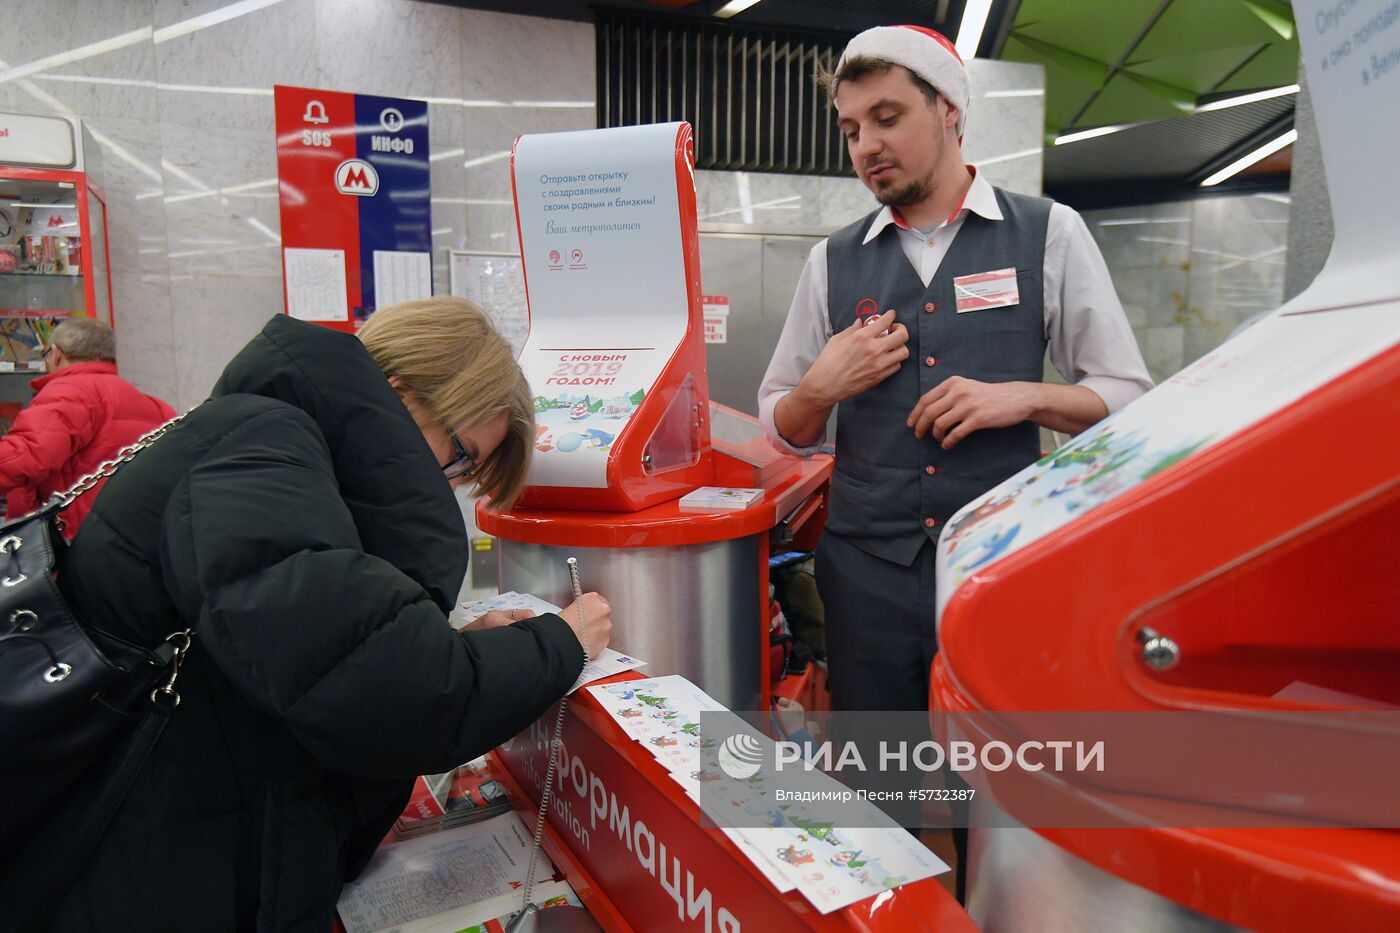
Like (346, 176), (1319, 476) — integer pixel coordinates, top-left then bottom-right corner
(953, 267), (1020, 313)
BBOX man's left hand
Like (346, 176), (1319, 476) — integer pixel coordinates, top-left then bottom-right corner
(907, 377), (1039, 449)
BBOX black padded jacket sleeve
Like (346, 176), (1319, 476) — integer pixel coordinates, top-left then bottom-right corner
(158, 406), (584, 777)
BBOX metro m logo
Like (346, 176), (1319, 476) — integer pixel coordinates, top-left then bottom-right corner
(334, 158), (379, 196)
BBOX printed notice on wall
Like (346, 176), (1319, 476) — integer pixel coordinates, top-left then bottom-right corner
(372, 250), (432, 307)
(703, 295), (730, 344)
(283, 247), (349, 322)
(449, 252), (528, 353)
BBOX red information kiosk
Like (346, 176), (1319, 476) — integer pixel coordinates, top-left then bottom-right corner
(932, 312), (1400, 933)
(479, 122), (973, 930)
(478, 121), (830, 714)
(930, 4), (1400, 927)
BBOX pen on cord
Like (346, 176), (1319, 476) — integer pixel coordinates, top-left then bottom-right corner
(567, 558), (590, 664)
(567, 557), (584, 602)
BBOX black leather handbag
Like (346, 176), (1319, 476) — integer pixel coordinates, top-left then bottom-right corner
(0, 413), (192, 912)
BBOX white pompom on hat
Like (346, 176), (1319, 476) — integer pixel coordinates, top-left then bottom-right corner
(836, 25), (969, 137)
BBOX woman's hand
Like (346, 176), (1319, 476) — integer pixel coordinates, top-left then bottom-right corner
(560, 592), (612, 657)
(469, 608), (536, 630)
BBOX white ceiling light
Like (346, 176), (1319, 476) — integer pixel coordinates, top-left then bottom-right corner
(1053, 124), (1133, 145)
(1052, 84), (1299, 149)
(955, 0), (994, 60)
(715, 0), (764, 18)
(1200, 128), (1297, 187)
(1196, 84), (1299, 113)
(984, 88), (1044, 98)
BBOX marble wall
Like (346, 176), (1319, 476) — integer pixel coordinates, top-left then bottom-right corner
(1082, 193), (1290, 382)
(0, 0), (595, 409)
(1, 3), (1047, 410)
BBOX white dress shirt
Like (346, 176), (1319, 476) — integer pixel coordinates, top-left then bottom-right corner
(757, 169), (1153, 454)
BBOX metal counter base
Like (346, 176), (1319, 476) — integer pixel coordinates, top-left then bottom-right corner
(497, 536), (762, 712)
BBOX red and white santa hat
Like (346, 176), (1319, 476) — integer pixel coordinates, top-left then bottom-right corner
(836, 25), (969, 137)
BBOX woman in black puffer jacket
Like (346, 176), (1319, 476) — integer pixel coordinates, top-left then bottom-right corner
(3, 298), (610, 931)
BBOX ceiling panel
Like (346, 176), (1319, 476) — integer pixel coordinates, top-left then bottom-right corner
(1134, 0), (1294, 58)
(1076, 71), (1194, 127)
(1008, 0), (1299, 133)
(1011, 2), (1160, 66)
(1215, 39), (1301, 91)
(1001, 35), (1103, 128)
(1127, 44), (1269, 93)
(1004, 0), (1298, 204)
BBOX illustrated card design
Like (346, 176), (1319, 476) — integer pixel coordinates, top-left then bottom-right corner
(587, 677), (948, 912)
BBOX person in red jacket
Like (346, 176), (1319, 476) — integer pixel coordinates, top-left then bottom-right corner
(0, 316), (175, 535)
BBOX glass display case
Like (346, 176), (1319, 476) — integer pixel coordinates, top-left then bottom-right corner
(0, 112), (111, 403)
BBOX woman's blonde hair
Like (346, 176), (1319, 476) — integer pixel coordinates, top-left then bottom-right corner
(357, 297), (534, 509)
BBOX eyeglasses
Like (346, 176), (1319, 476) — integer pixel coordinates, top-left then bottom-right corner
(441, 432), (479, 480)
(40, 344), (55, 360)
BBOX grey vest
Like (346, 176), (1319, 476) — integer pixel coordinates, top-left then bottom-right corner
(825, 188), (1052, 566)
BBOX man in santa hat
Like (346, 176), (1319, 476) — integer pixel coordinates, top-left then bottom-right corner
(757, 21), (1152, 884)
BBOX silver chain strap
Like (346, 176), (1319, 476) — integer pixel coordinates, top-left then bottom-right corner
(44, 408), (193, 512)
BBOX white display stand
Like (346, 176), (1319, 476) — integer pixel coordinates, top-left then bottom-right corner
(510, 122), (711, 509)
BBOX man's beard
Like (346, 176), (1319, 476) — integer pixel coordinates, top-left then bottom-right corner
(865, 134), (942, 209)
(864, 156), (936, 208)
(873, 173), (932, 208)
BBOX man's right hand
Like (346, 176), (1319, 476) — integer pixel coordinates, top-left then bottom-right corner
(775, 310), (909, 447)
(799, 310), (909, 408)
(560, 591), (612, 658)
